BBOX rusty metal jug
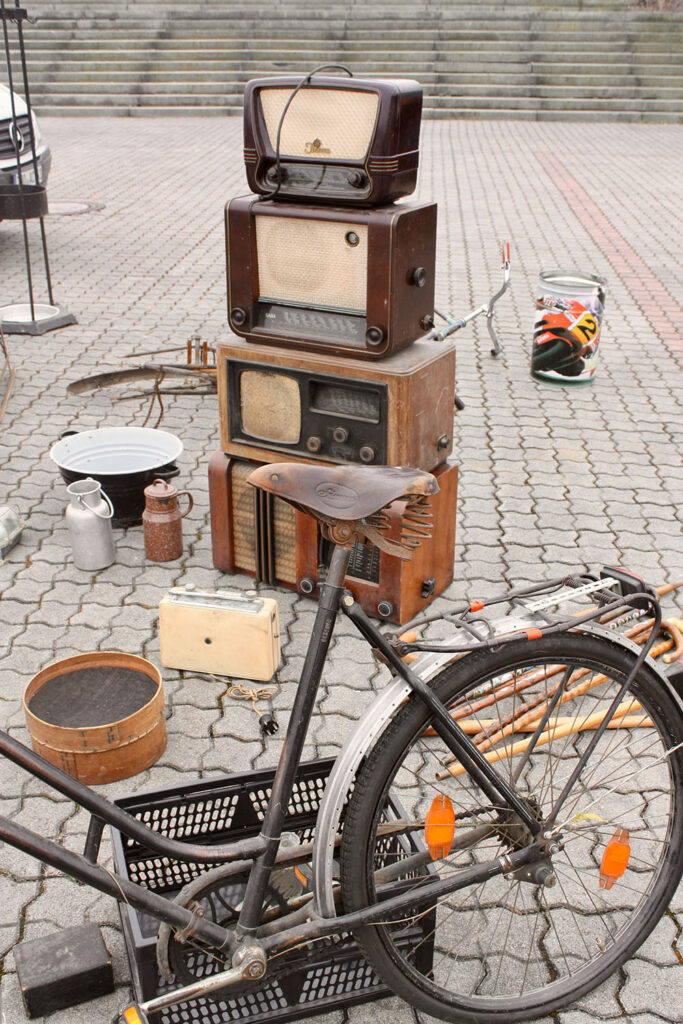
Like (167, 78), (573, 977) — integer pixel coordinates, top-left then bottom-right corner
(142, 478), (193, 562)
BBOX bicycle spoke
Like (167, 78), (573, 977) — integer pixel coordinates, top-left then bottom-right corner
(341, 637), (683, 1017)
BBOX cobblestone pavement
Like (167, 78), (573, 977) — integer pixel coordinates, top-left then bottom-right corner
(0, 117), (682, 1024)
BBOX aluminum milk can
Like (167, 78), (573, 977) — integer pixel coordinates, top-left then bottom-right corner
(65, 478), (115, 570)
(142, 478), (193, 561)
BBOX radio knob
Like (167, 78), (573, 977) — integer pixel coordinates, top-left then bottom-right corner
(420, 314), (435, 331)
(231, 307), (248, 327)
(347, 170), (366, 189)
(411, 267), (427, 288)
(437, 434), (450, 450)
(266, 166), (287, 184)
(377, 600), (394, 619)
(332, 426), (349, 444)
(366, 326), (385, 347)
(306, 436), (322, 453)
(359, 446), (375, 463)
(299, 577), (316, 595)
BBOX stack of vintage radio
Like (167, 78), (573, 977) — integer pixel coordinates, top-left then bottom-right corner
(209, 73), (457, 624)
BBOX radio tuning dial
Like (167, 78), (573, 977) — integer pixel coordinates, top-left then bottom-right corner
(359, 446), (375, 463)
(411, 267), (427, 288)
(365, 326), (385, 347)
(306, 436), (322, 453)
(332, 426), (349, 444)
(231, 307), (248, 327)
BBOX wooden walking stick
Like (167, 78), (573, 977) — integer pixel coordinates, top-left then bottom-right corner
(426, 616), (677, 744)
(433, 627), (679, 779)
(439, 703), (653, 779)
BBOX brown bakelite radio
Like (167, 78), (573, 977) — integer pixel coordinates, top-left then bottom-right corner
(243, 75), (422, 206)
(225, 196), (437, 359)
(208, 452), (457, 624)
(216, 337), (455, 470)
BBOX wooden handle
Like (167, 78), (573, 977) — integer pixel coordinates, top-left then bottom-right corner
(438, 703), (653, 780)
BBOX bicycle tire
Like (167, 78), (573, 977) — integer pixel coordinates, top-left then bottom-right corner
(340, 632), (683, 1024)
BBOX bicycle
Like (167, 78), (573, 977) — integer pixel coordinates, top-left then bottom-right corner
(1, 462), (682, 1024)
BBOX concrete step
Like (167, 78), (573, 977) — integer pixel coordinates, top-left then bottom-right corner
(20, 27), (683, 46)
(32, 86), (683, 112)
(424, 106), (683, 122)
(24, 61), (683, 87)
(29, 9), (681, 27)
(13, 0), (682, 123)
(31, 73), (683, 100)
(33, 103), (682, 124)
(13, 43), (683, 67)
(12, 32), (683, 51)
(26, 11), (647, 26)
(26, 1), (633, 9)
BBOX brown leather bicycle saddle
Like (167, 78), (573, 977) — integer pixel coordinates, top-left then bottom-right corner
(247, 463), (438, 520)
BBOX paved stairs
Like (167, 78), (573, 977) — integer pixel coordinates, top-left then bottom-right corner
(2, 0), (682, 120)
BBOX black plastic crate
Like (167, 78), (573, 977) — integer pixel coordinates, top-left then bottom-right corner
(111, 758), (435, 1024)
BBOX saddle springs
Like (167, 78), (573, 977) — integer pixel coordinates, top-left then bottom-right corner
(320, 492), (435, 560)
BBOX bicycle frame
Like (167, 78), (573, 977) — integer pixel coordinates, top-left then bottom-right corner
(0, 543), (665, 1016)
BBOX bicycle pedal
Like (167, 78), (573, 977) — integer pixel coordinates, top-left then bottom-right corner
(270, 865), (304, 899)
(271, 831), (305, 899)
(121, 1004), (149, 1024)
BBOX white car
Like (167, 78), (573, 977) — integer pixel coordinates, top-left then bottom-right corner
(0, 83), (51, 186)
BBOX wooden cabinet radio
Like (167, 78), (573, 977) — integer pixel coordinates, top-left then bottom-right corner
(225, 196), (437, 359)
(216, 337), (455, 470)
(243, 75), (422, 206)
(208, 452), (457, 624)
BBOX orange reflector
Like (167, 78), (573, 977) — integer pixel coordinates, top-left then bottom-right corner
(122, 1006), (147, 1024)
(425, 794), (455, 860)
(599, 828), (630, 889)
(294, 865), (309, 889)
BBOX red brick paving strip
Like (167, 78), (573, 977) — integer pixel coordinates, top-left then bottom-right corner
(538, 150), (683, 366)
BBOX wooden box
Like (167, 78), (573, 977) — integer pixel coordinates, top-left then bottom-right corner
(217, 336), (455, 471)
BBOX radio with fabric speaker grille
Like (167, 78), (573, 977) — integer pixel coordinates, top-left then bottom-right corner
(208, 452), (457, 624)
(243, 75), (422, 206)
(225, 196), (437, 359)
(216, 337), (454, 470)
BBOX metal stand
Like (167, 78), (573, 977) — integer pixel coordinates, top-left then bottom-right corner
(0, 0), (76, 334)
(426, 242), (511, 410)
(0, 325), (15, 422)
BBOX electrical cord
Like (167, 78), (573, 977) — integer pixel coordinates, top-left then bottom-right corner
(207, 675), (280, 736)
(263, 63), (353, 199)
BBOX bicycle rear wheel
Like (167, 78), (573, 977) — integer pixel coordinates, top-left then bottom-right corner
(340, 632), (683, 1024)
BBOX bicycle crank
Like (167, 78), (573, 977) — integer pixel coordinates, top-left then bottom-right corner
(121, 945), (266, 1023)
